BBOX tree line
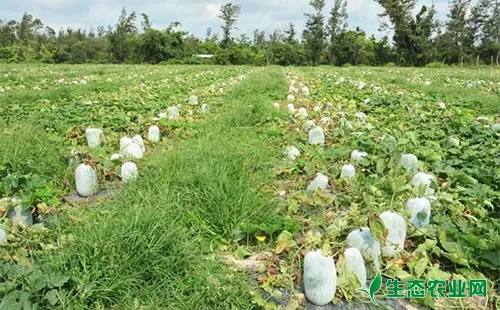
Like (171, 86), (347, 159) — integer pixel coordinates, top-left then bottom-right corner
(0, 0), (499, 66)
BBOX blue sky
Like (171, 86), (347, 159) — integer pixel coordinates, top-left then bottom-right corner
(0, 0), (461, 39)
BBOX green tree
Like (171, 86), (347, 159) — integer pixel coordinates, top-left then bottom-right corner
(442, 0), (473, 64)
(303, 0), (326, 65)
(372, 35), (395, 65)
(15, 13), (44, 61)
(327, 0), (348, 65)
(205, 27), (218, 43)
(375, 0), (438, 66)
(336, 28), (374, 65)
(470, 0), (500, 65)
(141, 13), (152, 31)
(0, 19), (17, 46)
(282, 23), (300, 65)
(108, 7), (138, 63)
(219, 3), (241, 48)
(375, 0), (415, 65)
(410, 5), (439, 66)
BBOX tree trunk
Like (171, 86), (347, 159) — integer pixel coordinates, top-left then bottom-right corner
(496, 52), (499, 66)
(476, 55), (480, 67)
(491, 56), (494, 66)
(460, 56), (463, 67)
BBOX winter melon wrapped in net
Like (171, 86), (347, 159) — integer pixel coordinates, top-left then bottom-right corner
(132, 135), (145, 152)
(406, 197), (431, 227)
(148, 126), (160, 142)
(75, 163), (99, 197)
(189, 95), (198, 105)
(355, 112), (367, 123)
(85, 128), (103, 148)
(296, 107), (308, 119)
(304, 120), (315, 133)
(167, 106), (180, 119)
(201, 104), (210, 113)
(0, 226), (6, 242)
(303, 250), (337, 306)
(379, 211), (406, 257)
(284, 146), (300, 161)
(446, 136), (460, 147)
(308, 127), (325, 145)
(121, 162), (138, 182)
(8, 198), (33, 227)
(110, 153), (123, 161)
(399, 154), (418, 173)
(350, 150), (368, 162)
(340, 118), (353, 130)
(344, 248), (367, 287)
(321, 117), (332, 125)
(411, 172), (435, 196)
(347, 227), (381, 270)
(340, 164), (356, 178)
(307, 173), (329, 191)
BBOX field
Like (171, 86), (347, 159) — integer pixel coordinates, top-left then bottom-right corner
(0, 64), (498, 309)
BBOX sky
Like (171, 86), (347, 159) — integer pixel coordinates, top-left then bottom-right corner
(0, 0), (458, 39)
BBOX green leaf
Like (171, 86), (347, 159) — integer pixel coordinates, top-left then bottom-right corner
(376, 159), (385, 175)
(369, 218), (387, 244)
(480, 250), (500, 268)
(391, 176), (407, 194)
(46, 273), (70, 288)
(275, 230), (297, 254)
(441, 251), (469, 267)
(234, 247), (251, 260)
(0, 291), (23, 310)
(427, 265), (451, 281)
(45, 289), (59, 306)
(410, 255), (429, 278)
(3, 174), (19, 196)
(394, 267), (412, 280)
(287, 199), (299, 214)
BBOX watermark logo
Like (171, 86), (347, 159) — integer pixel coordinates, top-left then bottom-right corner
(357, 271), (383, 305)
(358, 273), (487, 305)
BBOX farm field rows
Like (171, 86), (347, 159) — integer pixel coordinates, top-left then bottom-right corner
(254, 66), (499, 309)
(0, 65), (498, 309)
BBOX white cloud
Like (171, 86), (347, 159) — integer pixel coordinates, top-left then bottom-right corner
(34, 0), (75, 9)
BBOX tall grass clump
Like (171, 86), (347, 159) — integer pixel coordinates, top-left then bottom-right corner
(0, 122), (69, 202)
(47, 170), (254, 309)
(0, 122), (67, 180)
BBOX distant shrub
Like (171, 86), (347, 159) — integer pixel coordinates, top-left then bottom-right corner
(384, 62), (396, 67)
(426, 61), (448, 68)
(342, 63), (353, 67)
(161, 57), (213, 65)
(0, 44), (19, 63)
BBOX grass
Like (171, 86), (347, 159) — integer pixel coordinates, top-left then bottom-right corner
(0, 122), (70, 205)
(16, 67), (288, 309)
